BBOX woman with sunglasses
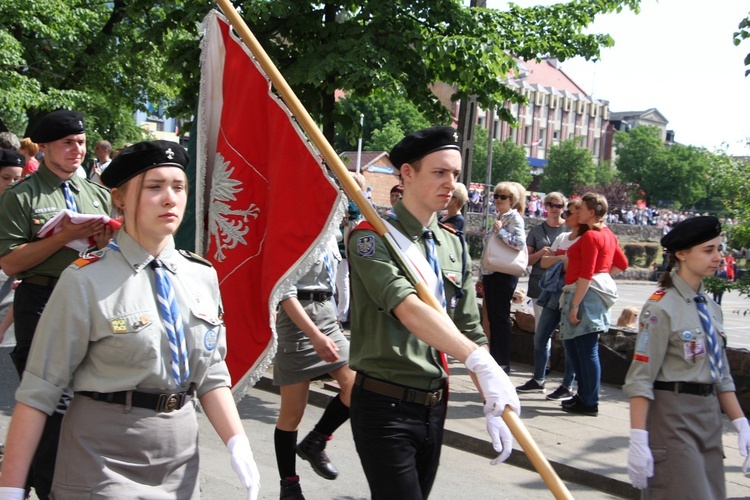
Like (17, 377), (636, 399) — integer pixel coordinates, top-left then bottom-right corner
(481, 181), (527, 372)
(559, 192), (627, 415)
(516, 199), (585, 399)
(525, 193), (566, 326)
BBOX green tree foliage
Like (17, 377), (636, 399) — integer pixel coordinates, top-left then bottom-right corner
(170, 0), (641, 142)
(615, 126), (710, 207)
(710, 152), (750, 248)
(734, 11), (750, 77)
(0, 0), (199, 146)
(333, 92), (432, 152)
(472, 128), (532, 188)
(540, 139), (596, 195)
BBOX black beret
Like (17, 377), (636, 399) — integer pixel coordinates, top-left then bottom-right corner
(660, 216), (722, 253)
(30, 110), (85, 144)
(0, 149), (26, 168)
(102, 140), (189, 188)
(389, 126), (461, 169)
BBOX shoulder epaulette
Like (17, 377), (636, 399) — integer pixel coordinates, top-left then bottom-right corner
(648, 288), (667, 302)
(70, 252), (104, 269)
(438, 222), (456, 235)
(179, 249), (213, 267)
(7, 174), (33, 190)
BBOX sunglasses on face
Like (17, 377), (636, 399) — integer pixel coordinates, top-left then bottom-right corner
(493, 194), (510, 200)
(564, 210), (573, 216)
(547, 203), (564, 209)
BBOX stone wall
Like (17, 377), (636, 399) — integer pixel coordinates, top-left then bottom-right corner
(465, 213), (663, 243)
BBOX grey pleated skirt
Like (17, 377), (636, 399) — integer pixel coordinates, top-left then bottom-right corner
(273, 298), (349, 386)
(51, 393), (200, 499)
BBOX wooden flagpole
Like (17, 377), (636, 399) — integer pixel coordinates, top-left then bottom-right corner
(213, 1), (572, 498)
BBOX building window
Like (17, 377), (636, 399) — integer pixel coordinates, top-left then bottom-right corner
(524, 126), (531, 145)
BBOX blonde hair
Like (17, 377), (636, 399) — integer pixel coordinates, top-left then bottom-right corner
(452, 182), (468, 208)
(494, 181), (526, 213)
(351, 172), (366, 190)
(545, 191), (565, 205)
(616, 306), (639, 327)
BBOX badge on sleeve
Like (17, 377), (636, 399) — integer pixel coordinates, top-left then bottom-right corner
(111, 318), (127, 334)
(357, 235), (375, 257)
(204, 329), (218, 351)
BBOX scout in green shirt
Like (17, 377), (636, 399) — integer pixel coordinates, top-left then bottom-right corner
(347, 126), (521, 499)
(0, 110), (113, 500)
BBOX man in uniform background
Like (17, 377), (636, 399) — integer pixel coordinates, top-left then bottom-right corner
(0, 109), (113, 499)
(347, 126), (520, 498)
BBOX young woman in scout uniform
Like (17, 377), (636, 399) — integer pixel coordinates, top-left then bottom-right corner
(273, 235), (355, 500)
(0, 141), (260, 500)
(624, 216), (750, 498)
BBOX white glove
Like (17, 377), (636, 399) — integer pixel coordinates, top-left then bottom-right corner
(465, 348), (521, 417)
(731, 417), (750, 473)
(486, 414), (513, 464)
(627, 429), (653, 489)
(0, 487), (26, 500)
(227, 434), (260, 500)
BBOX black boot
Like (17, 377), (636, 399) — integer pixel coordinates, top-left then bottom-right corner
(280, 476), (305, 500)
(296, 430), (339, 480)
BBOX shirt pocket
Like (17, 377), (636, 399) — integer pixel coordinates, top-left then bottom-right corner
(97, 310), (161, 369)
(188, 303), (224, 357)
(441, 262), (463, 310)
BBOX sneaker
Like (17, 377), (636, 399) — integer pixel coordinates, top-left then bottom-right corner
(561, 399), (598, 416)
(561, 394), (580, 408)
(280, 476), (305, 500)
(546, 386), (573, 402)
(516, 379), (545, 393)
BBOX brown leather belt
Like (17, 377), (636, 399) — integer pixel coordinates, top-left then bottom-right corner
(653, 381), (714, 397)
(355, 372), (445, 406)
(297, 291), (333, 302)
(78, 388), (195, 413)
(23, 275), (59, 288)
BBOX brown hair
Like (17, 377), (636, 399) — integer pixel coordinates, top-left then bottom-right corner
(581, 192), (608, 231)
(657, 253), (678, 288)
(19, 137), (39, 157)
(566, 199), (589, 238)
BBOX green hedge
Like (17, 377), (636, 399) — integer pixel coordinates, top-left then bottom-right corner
(622, 243), (660, 268)
(465, 230), (485, 260)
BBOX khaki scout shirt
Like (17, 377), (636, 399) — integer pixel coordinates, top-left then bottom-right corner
(623, 272), (735, 400)
(0, 163), (111, 279)
(16, 231), (230, 415)
(348, 201), (486, 391)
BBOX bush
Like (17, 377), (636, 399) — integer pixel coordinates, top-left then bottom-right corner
(465, 230), (485, 260)
(622, 243), (660, 268)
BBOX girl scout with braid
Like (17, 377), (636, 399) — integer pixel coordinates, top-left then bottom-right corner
(0, 141), (260, 500)
(624, 216), (750, 499)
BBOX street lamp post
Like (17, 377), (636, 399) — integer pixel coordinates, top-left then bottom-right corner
(356, 113), (364, 174)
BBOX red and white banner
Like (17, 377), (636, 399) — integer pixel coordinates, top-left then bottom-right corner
(196, 10), (341, 390)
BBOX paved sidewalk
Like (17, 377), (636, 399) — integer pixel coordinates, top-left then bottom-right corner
(267, 359), (750, 499)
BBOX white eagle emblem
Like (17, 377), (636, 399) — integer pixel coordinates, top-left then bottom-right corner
(208, 152), (261, 261)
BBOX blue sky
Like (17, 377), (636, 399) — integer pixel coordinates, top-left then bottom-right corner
(478, 0), (750, 155)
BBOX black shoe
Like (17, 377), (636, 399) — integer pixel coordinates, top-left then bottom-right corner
(546, 386), (573, 401)
(280, 476), (305, 500)
(561, 394), (580, 408)
(516, 379), (545, 393)
(296, 431), (339, 480)
(562, 399), (598, 416)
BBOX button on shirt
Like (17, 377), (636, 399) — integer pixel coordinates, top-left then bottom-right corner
(623, 272), (735, 400)
(16, 231), (230, 415)
(0, 163), (111, 279)
(348, 202), (486, 390)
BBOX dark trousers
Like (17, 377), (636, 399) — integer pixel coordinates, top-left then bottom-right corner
(482, 272), (518, 367)
(11, 282), (58, 500)
(350, 384), (447, 500)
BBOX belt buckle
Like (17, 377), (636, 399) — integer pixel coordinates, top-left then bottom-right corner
(699, 385), (712, 396)
(158, 393), (181, 413)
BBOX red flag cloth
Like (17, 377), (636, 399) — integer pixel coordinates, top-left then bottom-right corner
(196, 10), (341, 389)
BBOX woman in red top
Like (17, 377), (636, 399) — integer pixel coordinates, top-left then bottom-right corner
(559, 192), (628, 415)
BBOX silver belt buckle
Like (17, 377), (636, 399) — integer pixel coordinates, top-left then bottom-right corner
(158, 393), (181, 413)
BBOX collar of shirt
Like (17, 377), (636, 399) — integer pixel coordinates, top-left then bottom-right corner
(37, 162), (83, 194)
(669, 271), (705, 304)
(114, 230), (179, 275)
(392, 201), (443, 247)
